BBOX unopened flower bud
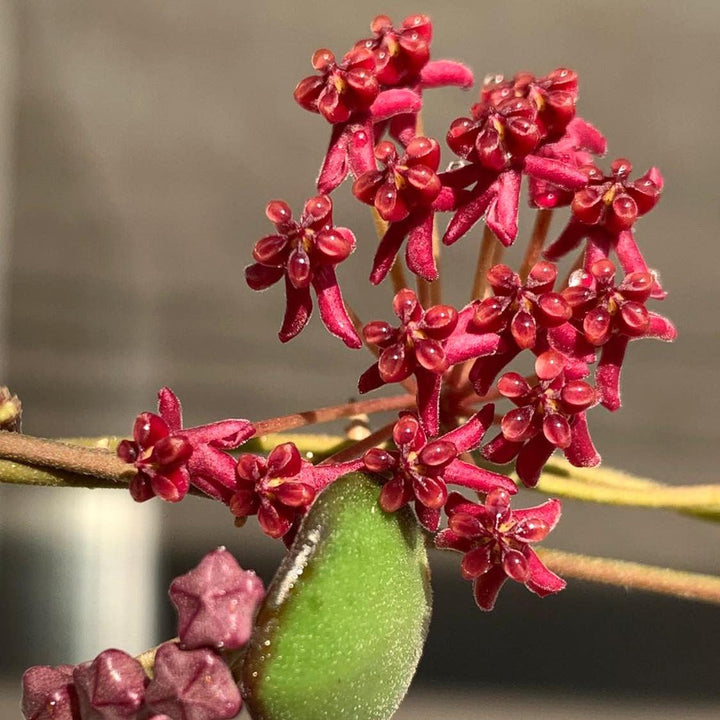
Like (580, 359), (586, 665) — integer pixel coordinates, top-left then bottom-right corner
(0, 386), (22, 432)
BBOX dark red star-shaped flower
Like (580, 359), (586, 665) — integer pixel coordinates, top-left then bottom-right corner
(117, 387), (254, 504)
(294, 46), (421, 195)
(294, 46), (380, 124)
(543, 158), (664, 297)
(363, 407), (516, 531)
(245, 195), (361, 348)
(482, 349), (600, 486)
(556, 259), (676, 410)
(355, 14), (432, 87)
(441, 93), (587, 247)
(354, 14), (474, 145)
(358, 288), (501, 435)
(230, 442), (362, 543)
(480, 68), (579, 139)
(352, 137), (444, 282)
(436, 489), (565, 610)
(467, 261), (572, 397)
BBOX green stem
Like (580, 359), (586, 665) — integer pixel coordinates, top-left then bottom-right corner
(537, 458), (720, 520)
(3, 431), (720, 524)
(538, 548), (720, 606)
(0, 459), (123, 490)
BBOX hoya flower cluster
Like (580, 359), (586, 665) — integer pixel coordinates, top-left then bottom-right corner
(22, 12), (677, 720)
(115, 12), (675, 611)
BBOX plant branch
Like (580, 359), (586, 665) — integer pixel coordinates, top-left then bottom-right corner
(536, 457), (720, 519)
(252, 394), (415, 435)
(319, 421), (394, 465)
(0, 431), (133, 482)
(538, 548), (720, 606)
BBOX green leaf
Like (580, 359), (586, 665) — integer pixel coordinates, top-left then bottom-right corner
(241, 471), (432, 720)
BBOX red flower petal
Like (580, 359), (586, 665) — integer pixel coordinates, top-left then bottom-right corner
(419, 59), (474, 89)
(523, 547), (566, 597)
(472, 565), (508, 611)
(312, 265), (362, 349)
(279, 278), (313, 343)
(158, 387), (183, 433)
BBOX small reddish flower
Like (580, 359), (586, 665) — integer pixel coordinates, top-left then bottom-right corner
(355, 14), (432, 87)
(558, 259), (677, 410)
(543, 158), (664, 296)
(363, 408), (516, 531)
(467, 261), (572, 397)
(145, 644), (241, 720)
(352, 137), (443, 282)
(483, 350), (600, 486)
(293, 45), (422, 194)
(441, 94), (587, 247)
(481, 68), (579, 139)
(294, 46), (379, 124)
(302, 16), (473, 193)
(436, 489), (565, 610)
(169, 548), (265, 651)
(358, 288), (501, 435)
(117, 387), (254, 504)
(355, 14), (474, 145)
(472, 262), (572, 348)
(22, 665), (79, 720)
(230, 442), (362, 542)
(73, 649), (146, 720)
(448, 97), (542, 173)
(245, 196), (361, 348)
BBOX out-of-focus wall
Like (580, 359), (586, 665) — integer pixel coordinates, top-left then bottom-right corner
(1, 0), (720, 710)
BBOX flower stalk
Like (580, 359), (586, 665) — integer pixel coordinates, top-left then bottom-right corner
(538, 549), (720, 606)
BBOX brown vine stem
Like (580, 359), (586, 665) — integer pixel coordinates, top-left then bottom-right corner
(0, 431), (133, 482)
(538, 548), (720, 606)
(252, 394), (416, 436)
(318, 421), (395, 465)
(519, 208), (553, 281)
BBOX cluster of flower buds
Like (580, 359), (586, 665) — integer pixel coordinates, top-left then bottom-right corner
(22, 549), (264, 720)
(118, 13), (676, 611)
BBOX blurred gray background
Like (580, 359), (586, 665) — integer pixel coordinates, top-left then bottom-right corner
(0, 0), (719, 717)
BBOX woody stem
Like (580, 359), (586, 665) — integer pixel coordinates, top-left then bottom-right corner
(252, 394), (416, 435)
(0, 431), (133, 481)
